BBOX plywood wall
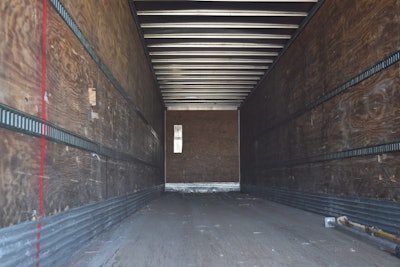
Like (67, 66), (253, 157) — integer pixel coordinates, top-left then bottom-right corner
(166, 111), (239, 183)
(0, 0), (163, 228)
(241, 0), (400, 201)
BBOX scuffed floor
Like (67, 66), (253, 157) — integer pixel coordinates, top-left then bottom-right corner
(66, 193), (399, 267)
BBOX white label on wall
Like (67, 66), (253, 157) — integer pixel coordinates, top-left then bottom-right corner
(174, 125), (183, 153)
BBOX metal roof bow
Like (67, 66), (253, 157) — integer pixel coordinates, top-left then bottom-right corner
(130, 0), (320, 110)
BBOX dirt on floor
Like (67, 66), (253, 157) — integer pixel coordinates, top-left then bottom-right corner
(65, 193), (399, 267)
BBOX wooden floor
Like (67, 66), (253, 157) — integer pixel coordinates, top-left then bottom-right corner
(66, 193), (399, 267)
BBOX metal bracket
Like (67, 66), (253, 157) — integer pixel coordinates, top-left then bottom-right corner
(324, 217), (335, 228)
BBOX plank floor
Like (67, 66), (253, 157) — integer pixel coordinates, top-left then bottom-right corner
(66, 193), (399, 267)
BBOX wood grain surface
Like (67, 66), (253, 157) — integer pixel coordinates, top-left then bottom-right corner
(64, 0), (163, 128)
(167, 111), (239, 183)
(0, 1), (164, 228)
(47, 6), (96, 139)
(0, 129), (40, 227)
(0, 0), (42, 115)
(241, 0), (400, 200)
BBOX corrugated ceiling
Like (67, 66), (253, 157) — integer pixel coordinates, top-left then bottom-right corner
(130, 0), (321, 110)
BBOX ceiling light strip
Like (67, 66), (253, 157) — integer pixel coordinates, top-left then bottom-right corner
(137, 10), (308, 17)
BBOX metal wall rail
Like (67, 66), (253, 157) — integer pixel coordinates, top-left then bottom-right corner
(0, 103), (160, 169)
(254, 140), (400, 170)
(252, 50), (400, 140)
(242, 185), (400, 235)
(0, 185), (163, 267)
(49, 0), (161, 143)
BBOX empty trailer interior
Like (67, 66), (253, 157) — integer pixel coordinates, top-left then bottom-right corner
(0, 0), (399, 266)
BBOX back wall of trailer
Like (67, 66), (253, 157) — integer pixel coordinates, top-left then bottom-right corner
(166, 110), (239, 183)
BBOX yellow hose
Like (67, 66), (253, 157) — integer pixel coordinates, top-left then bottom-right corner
(337, 216), (400, 245)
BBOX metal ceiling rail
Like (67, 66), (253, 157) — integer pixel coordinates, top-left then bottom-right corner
(160, 81), (257, 87)
(130, 0), (320, 110)
(150, 51), (279, 56)
(147, 42), (285, 48)
(152, 58), (274, 63)
(163, 94), (248, 98)
(157, 76), (261, 80)
(153, 65), (269, 70)
(144, 33), (292, 39)
(141, 22), (299, 29)
(137, 10), (308, 17)
(137, 0), (318, 2)
(162, 92), (248, 96)
(166, 104), (240, 111)
(164, 99), (243, 102)
(155, 71), (265, 75)
(161, 89), (252, 93)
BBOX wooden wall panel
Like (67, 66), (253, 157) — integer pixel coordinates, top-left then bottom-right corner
(0, 129), (39, 227)
(166, 111), (239, 183)
(63, 0), (163, 131)
(106, 159), (127, 198)
(47, 6), (97, 139)
(323, 64), (400, 151)
(322, 1), (399, 91)
(0, 1), (164, 228)
(44, 142), (103, 215)
(0, 0), (42, 116)
(241, 0), (400, 200)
